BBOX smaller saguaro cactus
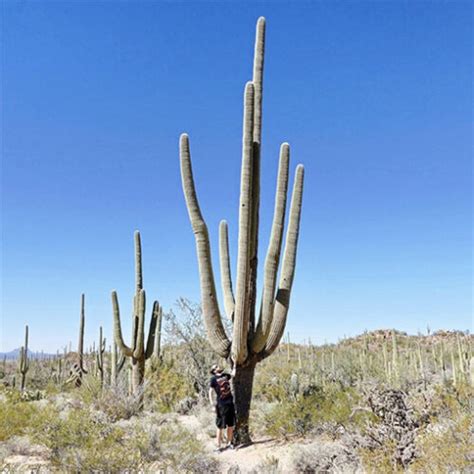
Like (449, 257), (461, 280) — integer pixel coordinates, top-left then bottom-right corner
(110, 340), (126, 386)
(56, 353), (63, 384)
(450, 350), (457, 387)
(391, 331), (399, 384)
(18, 325), (29, 391)
(382, 341), (389, 382)
(112, 231), (163, 405)
(96, 327), (106, 387)
(68, 294), (87, 387)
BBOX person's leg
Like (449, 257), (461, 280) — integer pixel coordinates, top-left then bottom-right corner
(225, 403), (236, 447)
(226, 425), (234, 447)
(215, 405), (224, 450)
(216, 428), (223, 448)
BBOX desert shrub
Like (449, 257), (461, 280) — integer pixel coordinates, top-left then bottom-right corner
(254, 362), (300, 402)
(132, 421), (220, 472)
(0, 390), (57, 442)
(262, 384), (360, 438)
(0, 434), (52, 465)
(175, 396), (199, 415)
(409, 383), (473, 472)
(411, 412), (471, 472)
(351, 388), (423, 471)
(165, 298), (227, 399)
(34, 409), (142, 472)
(195, 403), (218, 439)
(76, 375), (145, 421)
(289, 442), (362, 473)
(147, 358), (191, 412)
(249, 455), (281, 474)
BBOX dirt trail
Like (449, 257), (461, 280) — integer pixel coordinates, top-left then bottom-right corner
(177, 414), (302, 473)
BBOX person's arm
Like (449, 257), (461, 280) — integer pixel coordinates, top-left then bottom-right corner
(209, 387), (215, 406)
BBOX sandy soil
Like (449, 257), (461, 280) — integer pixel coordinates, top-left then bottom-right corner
(177, 413), (312, 473)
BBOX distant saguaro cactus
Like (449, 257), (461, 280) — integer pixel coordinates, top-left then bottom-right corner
(180, 17), (304, 443)
(18, 325), (29, 391)
(96, 326), (106, 387)
(112, 231), (163, 406)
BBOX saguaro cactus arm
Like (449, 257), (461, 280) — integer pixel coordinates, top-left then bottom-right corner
(219, 220), (235, 320)
(179, 133), (231, 358)
(145, 301), (160, 359)
(232, 81), (255, 364)
(96, 326), (106, 375)
(153, 305), (163, 359)
(252, 17), (265, 144)
(251, 143), (290, 353)
(112, 291), (134, 357)
(262, 164), (305, 357)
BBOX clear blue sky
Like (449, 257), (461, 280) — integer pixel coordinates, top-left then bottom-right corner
(2, 1), (472, 352)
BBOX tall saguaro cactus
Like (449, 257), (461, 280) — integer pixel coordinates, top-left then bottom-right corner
(180, 17), (304, 443)
(112, 231), (163, 406)
(18, 325), (29, 391)
(67, 294), (88, 387)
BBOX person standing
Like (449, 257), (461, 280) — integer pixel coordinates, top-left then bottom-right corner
(209, 364), (236, 451)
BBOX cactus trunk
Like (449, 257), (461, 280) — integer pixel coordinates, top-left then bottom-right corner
(132, 358), (145, 400)
(232, 360), (257, 445)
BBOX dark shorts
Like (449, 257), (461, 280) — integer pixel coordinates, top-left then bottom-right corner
(216, 402), (236, 429)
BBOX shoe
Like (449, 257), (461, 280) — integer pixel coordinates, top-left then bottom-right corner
(227, 443), (235, 450)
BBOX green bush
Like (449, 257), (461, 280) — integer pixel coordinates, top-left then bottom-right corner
(147, 360), (191, 412)
(262, 383), (361, 438)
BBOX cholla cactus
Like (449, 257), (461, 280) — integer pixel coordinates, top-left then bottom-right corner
(180, 18), (304, 442)
(18, 325), (29, 391)
(112, 231), (163, 406)
(290, 372), (300, 399)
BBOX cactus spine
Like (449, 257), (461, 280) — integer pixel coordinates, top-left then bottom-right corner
(179, 17), (304, 443)
(18, 325), (29, 391)
(112, 231), (162, 406)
